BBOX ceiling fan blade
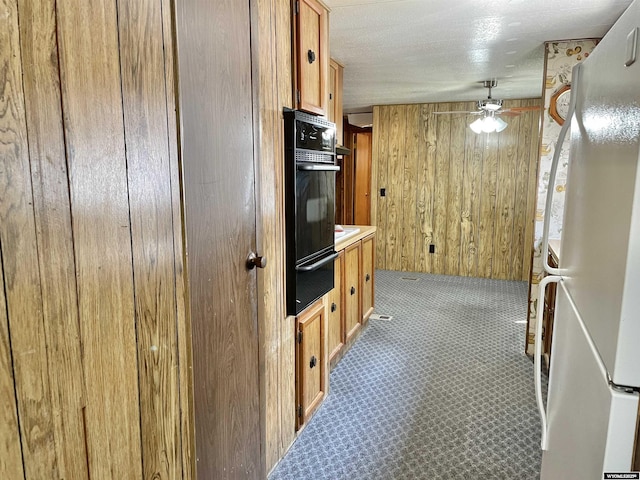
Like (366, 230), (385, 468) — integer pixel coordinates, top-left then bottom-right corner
(504, 105), (542, 112)
(433, 111), (481, 115)
(497, 111), (522, 117)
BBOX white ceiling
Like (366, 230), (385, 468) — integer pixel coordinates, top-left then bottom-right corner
(324, 0), (633, 112)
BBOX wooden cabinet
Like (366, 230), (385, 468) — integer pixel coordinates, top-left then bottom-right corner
(542, 246), (559, 369)
(361, 234), (375, 323)
(295, 299), (325, 429)
(327, 251), (344, 363)
(328, 59), (344, 145)
(294, 0), (329, 116)
(344, 241), (362, 342)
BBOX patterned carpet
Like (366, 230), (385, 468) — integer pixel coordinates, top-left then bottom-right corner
(269, 270), (544, 480)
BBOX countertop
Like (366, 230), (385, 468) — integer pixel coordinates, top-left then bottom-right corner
(335, 225), (377, 251)
(548, 239), (561, 261)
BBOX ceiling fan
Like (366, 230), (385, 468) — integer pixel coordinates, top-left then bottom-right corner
(434, 80), (541, 133)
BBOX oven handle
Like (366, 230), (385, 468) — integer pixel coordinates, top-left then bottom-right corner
(297, 164), (341, 172)
(295, 251), (339, 272)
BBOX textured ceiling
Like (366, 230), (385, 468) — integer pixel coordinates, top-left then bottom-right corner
(324, 0), (633, 111)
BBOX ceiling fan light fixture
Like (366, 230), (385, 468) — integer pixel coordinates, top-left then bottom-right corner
(479, 99), (503, 111)
(481, 116), (499, 133)
(469, 118), (484, 134)
(469, 114), (508, 134)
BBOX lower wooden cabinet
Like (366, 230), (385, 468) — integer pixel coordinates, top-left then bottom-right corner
(542, 247), (559, 370)
(344, 241), (361, 342)
(361, 234), (375, 323)
(295, 299), (325, 429)
(327, 251), (344, 363)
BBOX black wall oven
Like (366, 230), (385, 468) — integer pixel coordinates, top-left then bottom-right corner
(284, 109), (339, 315)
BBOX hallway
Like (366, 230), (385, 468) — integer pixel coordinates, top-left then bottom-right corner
(270, 270), (543, 479)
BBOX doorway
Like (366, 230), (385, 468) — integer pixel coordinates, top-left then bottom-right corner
(337, 122), (373, 225)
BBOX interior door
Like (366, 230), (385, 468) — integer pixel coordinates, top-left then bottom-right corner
(354, 132), (372, 225)
(174, 1), (262, 479)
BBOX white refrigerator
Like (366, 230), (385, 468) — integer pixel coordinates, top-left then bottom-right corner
(536, 1), (640, 478)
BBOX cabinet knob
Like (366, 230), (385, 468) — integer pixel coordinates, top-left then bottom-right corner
(246, 252), (267, 270)
(365, 273), (370, 282)
(307, 49), (316, 64)
(350, 286), (356, 295)
(331, 302), (337, 312)
(309, 356), (317, 368)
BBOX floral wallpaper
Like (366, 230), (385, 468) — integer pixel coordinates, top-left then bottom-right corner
(525, 39), (599, 355)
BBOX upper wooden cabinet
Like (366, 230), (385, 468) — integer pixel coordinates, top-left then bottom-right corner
(294, 0), (329, 116)
(328, 59), (344, 144)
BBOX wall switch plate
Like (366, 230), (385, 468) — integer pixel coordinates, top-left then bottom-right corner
(380, 188), (386, 197)
(429, 244), (435, 254)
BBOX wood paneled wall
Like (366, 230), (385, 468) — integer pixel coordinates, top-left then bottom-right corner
(0, 0), (190, 478)
(372, 100), (541, 281)
(252, 0), (296, 472)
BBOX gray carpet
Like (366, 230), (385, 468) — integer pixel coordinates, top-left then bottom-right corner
(269, 270), (544, 480)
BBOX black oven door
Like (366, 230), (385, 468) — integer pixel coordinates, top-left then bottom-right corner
(295, 163), (339, 262)
(293, 249), (339, 314)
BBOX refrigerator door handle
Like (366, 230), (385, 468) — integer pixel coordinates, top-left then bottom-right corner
(541, 64), (582, 276)
(535, 275), (563, 451)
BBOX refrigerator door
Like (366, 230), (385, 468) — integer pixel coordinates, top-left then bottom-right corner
(561, 0), (640, 387)
(541, 283), (638, 479)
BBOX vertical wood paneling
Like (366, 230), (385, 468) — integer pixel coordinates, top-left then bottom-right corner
(275, 0), (296, 462)
(118, 0), (181, 477)
(523, 99), (542, 281)
(445, 102), (467, 275)
(0, 252), (24, 480)
(415, 104), (437, 272)
(375, 106), (390, 269)
(401, 104), (420, 271)
(512, 100), (535, 281)
(254, 0), (285, 470)
(492, 110), (521, 279)
(460, 116), (484, 277)
(56, 1), (143, 476)
(0, 1), (58, 477)
(253, 0), (294, 471)
(477, 132), (500, 277)
(432, 103), (451, 274)
(17, 1), (89, 478)
(385, 105), (406, 270)
(160, 0), (195, 476)
(370, 106), (380, 232)
(374, 100), (541, 280)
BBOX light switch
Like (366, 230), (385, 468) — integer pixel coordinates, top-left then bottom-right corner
(625, 27), (639, 67)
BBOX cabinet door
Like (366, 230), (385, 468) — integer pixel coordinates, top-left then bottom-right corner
(327, 251), (344, 362)
(295, 0), (328, 115)
(296, 300), (325, 429)
(344, 242), (361, 342)
(361, 234), (375, 322)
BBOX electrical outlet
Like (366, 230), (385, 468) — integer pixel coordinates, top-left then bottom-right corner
(429, 244), (435, 254)
(380, 188), (386, 197)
